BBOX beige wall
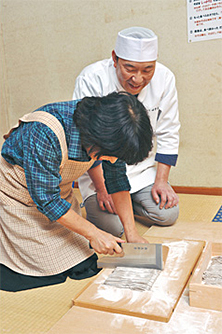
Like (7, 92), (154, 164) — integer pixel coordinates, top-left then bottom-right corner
(1, 0), (222, 187)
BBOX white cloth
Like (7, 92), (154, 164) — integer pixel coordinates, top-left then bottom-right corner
(73, 58), (180, 202)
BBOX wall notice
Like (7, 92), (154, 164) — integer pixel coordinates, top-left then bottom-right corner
(187, 0), (222, 42)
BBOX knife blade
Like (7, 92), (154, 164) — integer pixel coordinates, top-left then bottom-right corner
(97, 243), (163, 270)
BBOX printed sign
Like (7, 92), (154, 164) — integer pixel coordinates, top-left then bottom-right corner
(187, 0), (222, 42)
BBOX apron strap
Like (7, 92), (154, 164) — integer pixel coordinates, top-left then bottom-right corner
(4, 111), (68, 166)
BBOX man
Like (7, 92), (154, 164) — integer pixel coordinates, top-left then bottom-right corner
(73, 27), (180, 237)
(0, 92), (153, 291)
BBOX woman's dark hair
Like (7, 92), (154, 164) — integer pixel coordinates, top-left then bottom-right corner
(73, 91), (153, 165)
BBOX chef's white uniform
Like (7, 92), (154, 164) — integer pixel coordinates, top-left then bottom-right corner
(73, 58), (180, 233)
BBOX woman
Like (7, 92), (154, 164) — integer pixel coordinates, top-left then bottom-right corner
(0, 92), (153, 291)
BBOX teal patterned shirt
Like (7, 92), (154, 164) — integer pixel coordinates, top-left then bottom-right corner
(1, 100), (130, 221)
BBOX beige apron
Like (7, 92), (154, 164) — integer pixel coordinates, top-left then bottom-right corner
(0, 111), (95, 276)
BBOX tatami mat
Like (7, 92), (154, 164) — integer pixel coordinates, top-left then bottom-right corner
(0, 192), (221, 334)
(0, 276), (96, 334)
(145, 194), (222, 243)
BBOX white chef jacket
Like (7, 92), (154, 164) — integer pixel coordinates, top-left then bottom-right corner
(73, 58), (180, 202)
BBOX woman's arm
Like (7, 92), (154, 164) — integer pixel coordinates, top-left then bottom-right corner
(57, 208), (124, 255)
(111, 191), (149, 244)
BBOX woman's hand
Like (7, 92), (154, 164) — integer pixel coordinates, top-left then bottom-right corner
(89, 229), (125, 255)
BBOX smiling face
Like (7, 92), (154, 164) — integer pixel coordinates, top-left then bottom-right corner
(112, 51), (156, 95)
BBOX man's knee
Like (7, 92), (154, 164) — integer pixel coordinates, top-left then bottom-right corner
(132, 186), (179, 227)
(84, 194), (124, 237)
(134, 201), (179, 227)
(155, 205), (179, 226)
(84, 194), (99, 213)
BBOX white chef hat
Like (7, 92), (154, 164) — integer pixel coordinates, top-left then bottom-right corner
(114, 27), (158, 62)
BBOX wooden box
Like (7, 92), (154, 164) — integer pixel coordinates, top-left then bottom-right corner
(74, 238), (204, 323)
(189, 242), (222, 311)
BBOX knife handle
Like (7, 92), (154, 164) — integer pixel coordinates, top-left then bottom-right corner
(89, 242), (123, 249)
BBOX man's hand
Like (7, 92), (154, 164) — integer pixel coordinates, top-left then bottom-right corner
(89, 229), (125, 255)
(88, 164), (117, 214)
(97, 189), (117, 214)
(152, 181), (179, 209)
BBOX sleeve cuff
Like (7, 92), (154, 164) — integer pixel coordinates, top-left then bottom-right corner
(89, 160), (102, 169)
(37, 198), (72, 222)
(155, 153), (178, 166)
(102, 160), (131, 194)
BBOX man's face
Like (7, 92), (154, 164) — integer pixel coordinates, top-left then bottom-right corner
(112, 51), (156, 95)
